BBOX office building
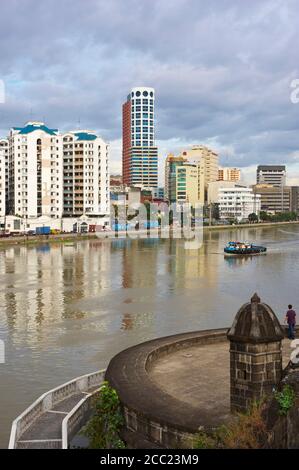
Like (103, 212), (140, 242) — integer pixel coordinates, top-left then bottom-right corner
(152, 187), (164, 200)
(218, 167), (241, 182)
(164, 153), (186, 203)
(219, 187), (261, 221)
(252, 184), (291, 213)
(256, 165), (286, 187)
(122, 87), (158, 189)
(176, 163), (199, 206)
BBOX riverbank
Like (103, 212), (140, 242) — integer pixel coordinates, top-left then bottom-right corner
(0, 220), (299, 247)
(0, 232), (98, 247)
(203, 220), (299, 231)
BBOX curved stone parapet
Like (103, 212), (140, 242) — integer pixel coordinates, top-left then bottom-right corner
(105, 328), (229, 448)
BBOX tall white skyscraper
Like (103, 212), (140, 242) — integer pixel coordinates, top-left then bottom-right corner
(122, 86), (158, 189)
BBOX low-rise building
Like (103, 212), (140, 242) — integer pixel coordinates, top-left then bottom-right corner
(252, 184), (291, 213)
(208, 180), (245, 204)
(219, 187), (261, 221)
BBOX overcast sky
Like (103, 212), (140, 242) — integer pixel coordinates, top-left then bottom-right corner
(0, 0), (298, 184)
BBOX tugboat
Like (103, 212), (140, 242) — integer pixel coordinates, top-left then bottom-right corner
(224, 241), (267, 255)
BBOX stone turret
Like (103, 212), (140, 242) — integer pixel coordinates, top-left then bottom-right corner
(227, 293), (284, 412)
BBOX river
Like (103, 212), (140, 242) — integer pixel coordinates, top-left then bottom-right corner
(0, 224), (298, 447)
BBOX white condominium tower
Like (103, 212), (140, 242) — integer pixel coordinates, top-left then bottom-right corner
(7, 121), (109, 218)
(0, 138), (9, 212)
(0, 145), (6, 216)
(62, 130), (109, 216)
(8, 122), (63, 218)
(122, 87), (158, 189)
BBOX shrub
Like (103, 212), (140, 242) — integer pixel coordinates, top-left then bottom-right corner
(274, 385), (296, 416)
(83, 381), (125, 449)
(193, 401), (268, 449)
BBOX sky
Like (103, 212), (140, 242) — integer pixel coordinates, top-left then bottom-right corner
(0, 0), (298, 185)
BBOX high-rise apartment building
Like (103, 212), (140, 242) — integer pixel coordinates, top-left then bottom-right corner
(122, 87), (158, 189)
(257, 165), (286, 187)
(8, 122), (63, 218)
(181, 145), (219, 203)
(0, 146), (6, 216)
(6, 121), (109, 219)
(218, 167), (241, 182)
(0, 138), (9, 212)
(62, 130), (109, 217)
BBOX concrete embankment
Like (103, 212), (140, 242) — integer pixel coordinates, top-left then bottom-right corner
(0, 232), (98, 247)
(0, 220), (298, 247)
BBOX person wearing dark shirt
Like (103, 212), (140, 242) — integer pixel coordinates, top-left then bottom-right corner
(285, 304), (296, 340)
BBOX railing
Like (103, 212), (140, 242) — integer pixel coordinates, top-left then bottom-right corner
(62, 388), (102, 449)
(9, 369), (106, 449)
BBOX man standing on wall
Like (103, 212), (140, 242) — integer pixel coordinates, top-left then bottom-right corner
(285, 305), (296, 340)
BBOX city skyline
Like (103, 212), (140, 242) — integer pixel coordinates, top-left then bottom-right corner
(0, 1), (298, 185)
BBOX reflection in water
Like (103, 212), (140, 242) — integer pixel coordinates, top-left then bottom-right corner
(0, 225), (299, 447)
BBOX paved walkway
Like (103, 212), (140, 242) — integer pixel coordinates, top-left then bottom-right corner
(150, 340), (293, 424)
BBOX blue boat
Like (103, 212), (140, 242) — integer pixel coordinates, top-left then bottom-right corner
(224, 241), (267, 255)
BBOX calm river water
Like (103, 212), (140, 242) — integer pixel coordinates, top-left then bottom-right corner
(0, 225), (299, 447)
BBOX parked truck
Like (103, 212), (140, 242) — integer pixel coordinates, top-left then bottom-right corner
(35, 226), (51, 235)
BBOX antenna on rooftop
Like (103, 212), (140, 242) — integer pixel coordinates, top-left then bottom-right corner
(77, 117), (81, 129)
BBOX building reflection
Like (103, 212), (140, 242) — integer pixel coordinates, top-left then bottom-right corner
(0, 241), (112, 346)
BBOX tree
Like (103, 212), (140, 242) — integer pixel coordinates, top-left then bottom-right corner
(248, 213), (258, 223)
(259, 211), (270, 222)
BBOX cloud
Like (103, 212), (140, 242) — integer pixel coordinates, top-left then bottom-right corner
(0, 0), (298, 185)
